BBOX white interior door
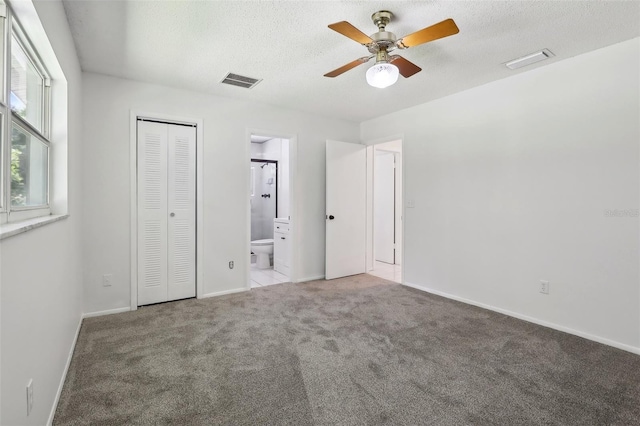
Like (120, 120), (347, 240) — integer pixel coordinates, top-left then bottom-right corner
(138, 121), (196, 305)
(374, 152), (395, 264)
(326, 140), (366, 280)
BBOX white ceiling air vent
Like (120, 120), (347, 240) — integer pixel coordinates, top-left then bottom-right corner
(220, 72), (262, 89)
(505, 49), (555, 70)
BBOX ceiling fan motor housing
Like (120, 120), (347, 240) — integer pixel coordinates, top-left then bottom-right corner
(371, 10), (393, 30)
(368, 32), (397, 54)
(368, 11), (398, 54)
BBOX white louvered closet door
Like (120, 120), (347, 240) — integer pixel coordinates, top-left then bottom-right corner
(137, 121), (196, 305)
(166, 124), (196, 301)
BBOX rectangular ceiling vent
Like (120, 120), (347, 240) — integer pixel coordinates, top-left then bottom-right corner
(505, 49), (555, 70)
(220, 72), (262, 89)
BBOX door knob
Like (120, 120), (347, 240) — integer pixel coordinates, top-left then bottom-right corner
(328, 215), (335, 220)
(170, 212), (175, 217)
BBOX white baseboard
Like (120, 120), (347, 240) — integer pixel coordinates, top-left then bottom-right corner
(403, 281), (640, 356)
(293, 275), (325, 283)
(47, 317), (82, 426)
(82, 306), (131, 319)
(199, 287), (247, 299)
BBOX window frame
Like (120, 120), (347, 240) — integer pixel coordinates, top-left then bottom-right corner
(0, 4), (7, 218)
(0, 1), (52, 224)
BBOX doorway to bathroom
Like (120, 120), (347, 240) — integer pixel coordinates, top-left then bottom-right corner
(248, 134), (294, 288)
(367, 139), (403, 283)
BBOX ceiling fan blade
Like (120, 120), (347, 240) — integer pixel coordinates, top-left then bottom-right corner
(397, 18), (459, 49)
(328, 21), (373, 45)
(324, 56), (372, 78)
(389, 56), (422, 78)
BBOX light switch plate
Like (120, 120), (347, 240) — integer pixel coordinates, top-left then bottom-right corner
(540, 280), (550, 294)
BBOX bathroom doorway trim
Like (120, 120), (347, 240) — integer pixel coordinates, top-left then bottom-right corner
(246, 129), (298, 289)
(129, 111), (204, 310)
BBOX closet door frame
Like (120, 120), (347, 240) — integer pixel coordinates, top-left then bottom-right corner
(129, 111), (204, 310)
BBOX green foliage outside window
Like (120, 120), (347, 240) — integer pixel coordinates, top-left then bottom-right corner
(11, 128), (27, 206)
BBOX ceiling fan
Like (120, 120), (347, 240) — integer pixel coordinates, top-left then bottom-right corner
(324, 11), (459, 88)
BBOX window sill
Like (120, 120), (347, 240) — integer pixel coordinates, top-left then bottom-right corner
(0, 214), (69, 241)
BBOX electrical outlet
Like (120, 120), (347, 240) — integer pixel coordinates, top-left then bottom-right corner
(540, 280), (550, 295)
(26, 379), (33, 416)
(229, 261), (234, 269)
(102, 274), (113, 287)
(407, 199), (416, 208)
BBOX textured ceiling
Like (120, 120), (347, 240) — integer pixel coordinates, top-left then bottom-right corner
(61, 1), (640, 123)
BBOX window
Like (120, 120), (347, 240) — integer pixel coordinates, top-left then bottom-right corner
(0, 1), (52, 223)
(11, 120), (48, 207)
(11, 33), (46, 132)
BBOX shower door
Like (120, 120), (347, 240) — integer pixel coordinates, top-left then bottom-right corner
(250, 160), (278, 240)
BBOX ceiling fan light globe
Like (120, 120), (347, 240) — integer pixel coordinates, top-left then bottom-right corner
(366, 63), (399, 88)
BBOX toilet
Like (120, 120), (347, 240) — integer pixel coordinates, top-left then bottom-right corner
(250, 239), (274, 269)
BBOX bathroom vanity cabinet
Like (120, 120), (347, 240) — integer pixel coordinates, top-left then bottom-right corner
(274, 218), (291, 276)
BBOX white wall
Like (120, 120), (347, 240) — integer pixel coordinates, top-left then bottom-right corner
(82, 73), (358, 312)
(361, 38), (640, 352)
(261, 138), (282, 162)
(0, 1), (83, 424)
(265, 138), (291, 219)
(280, 138), (290, 219)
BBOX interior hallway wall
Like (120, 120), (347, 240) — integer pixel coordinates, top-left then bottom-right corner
(81, 73), (358, 313)
(361, 38), (640, 352)
(0, 1), (84, 424)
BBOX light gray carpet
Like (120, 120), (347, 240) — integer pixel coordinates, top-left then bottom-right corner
(54, 275), (640, 425)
